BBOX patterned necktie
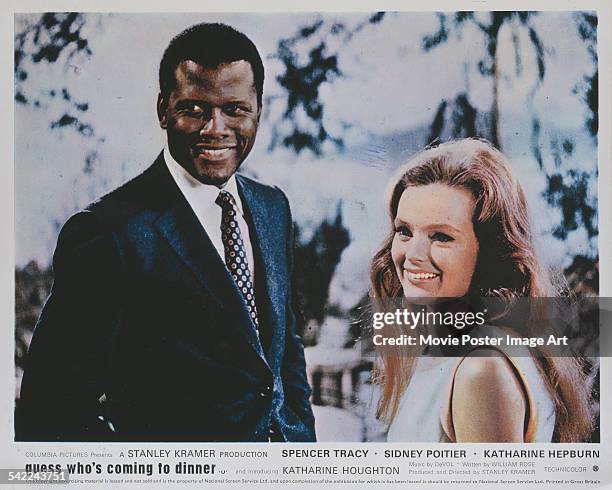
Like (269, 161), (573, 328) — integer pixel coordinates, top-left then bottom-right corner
(215, 190), (259, 330)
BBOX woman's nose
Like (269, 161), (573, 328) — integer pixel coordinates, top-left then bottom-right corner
(404, 234), (429, 264)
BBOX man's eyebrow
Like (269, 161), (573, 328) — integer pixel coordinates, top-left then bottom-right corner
(222, 99), (254, 105)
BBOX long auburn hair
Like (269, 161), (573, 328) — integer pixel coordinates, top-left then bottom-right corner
(370, 138), (593, 442)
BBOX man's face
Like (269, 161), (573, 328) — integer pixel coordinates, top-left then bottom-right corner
(158, 60), (261, 186)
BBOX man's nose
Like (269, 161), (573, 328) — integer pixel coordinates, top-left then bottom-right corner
(200, 108), (227, 136)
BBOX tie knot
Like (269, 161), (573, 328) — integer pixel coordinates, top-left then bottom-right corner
(216, 190), (236, 209)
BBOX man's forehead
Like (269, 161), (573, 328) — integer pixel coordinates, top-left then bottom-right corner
(176, 59), (255, 86)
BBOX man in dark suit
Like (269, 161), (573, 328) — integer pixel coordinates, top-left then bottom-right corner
(17, 23), (316, 442)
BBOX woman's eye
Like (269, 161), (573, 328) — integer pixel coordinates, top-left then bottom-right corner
(395, 226), (412, 238)
(431, 232), (454, 243)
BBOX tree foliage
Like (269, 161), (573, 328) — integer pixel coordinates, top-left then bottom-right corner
(15, 13), (96, 138)
(574, 12), (598, 139)
(422, 12), (546, 148)
(537, 12), (598, 244)
(294, 204), (351, 331)
(268, 12), (386, 156)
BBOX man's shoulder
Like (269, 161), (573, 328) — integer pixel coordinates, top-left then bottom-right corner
(84, 154), (174, 225)
(236, 172), (289, 209)
(52, 154), (171, 242)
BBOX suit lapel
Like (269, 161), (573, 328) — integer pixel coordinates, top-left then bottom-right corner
(237, 175), (284, 364)
(151, 160), (267, 362)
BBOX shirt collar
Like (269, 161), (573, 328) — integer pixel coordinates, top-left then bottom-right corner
(163, 146), (244, 215)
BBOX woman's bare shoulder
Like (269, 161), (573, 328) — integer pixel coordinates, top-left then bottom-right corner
(451, 349), (527, 442)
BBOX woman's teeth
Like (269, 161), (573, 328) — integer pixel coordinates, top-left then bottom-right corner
(407, 271), (439, 280)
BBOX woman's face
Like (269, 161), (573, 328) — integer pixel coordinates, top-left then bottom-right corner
(391, 183), (479, 301)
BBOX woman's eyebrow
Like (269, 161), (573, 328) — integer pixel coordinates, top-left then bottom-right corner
(393, 218), (461, 234)
(425, 223), (461, 234)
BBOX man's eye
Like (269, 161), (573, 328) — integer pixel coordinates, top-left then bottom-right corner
(395, 226), (412, 238)
(224, 103), (246, 115)
(183, 104), (204, 115)
(431, 232), (454, 243)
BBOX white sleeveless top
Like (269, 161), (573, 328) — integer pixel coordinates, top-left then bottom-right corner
(386, 332), (556, 442)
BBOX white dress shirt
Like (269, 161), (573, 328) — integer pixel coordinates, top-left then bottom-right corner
(163, 146), (256, 282)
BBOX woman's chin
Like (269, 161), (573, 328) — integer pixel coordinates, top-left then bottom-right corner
(401, 285), (440, 305)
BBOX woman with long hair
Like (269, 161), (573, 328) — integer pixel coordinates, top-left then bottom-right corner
(370, 138), (592, 442)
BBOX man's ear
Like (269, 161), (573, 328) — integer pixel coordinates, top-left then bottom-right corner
(157, 93), (167, 129)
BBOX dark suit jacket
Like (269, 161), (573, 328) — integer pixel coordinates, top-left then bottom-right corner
(17, 153), (316, 442)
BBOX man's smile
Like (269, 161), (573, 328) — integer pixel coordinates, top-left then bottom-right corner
(193, 146), (236, 160)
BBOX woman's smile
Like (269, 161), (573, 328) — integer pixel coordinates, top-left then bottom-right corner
(404, 268), (441, 282)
